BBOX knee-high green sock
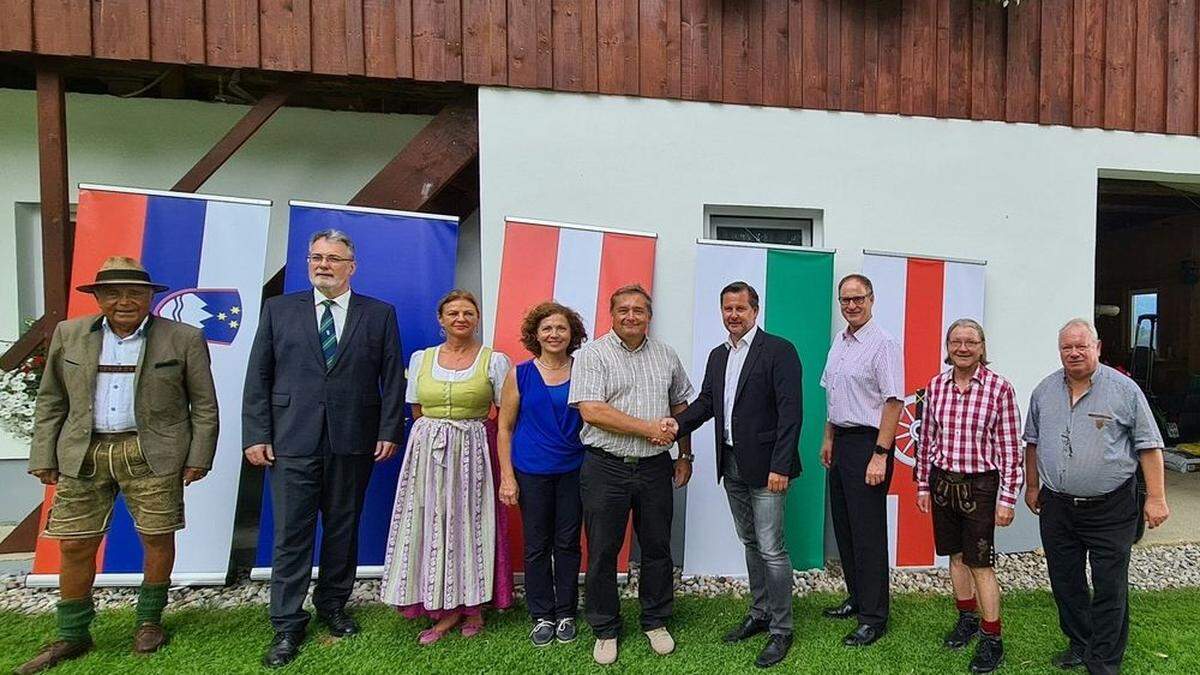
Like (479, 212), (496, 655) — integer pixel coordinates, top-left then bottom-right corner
(136, 583), (170, 626)
(56, 597), (95, 644)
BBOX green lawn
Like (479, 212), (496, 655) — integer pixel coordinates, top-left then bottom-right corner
(1, 590), (1196, 674)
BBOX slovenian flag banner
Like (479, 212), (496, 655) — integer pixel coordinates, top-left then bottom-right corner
(862, 251), (986, 569)
(682, 241), (834, 575)
(492, 217), (657, 572)
(30, 184), (271, 586)
(251, 201), (458, 578)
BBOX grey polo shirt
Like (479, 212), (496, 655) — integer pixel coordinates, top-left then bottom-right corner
(568, 331), (694, 457)
(1023, 364), (1162, 497)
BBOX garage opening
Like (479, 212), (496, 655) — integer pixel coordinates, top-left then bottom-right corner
(1095, 177), (1200, 544)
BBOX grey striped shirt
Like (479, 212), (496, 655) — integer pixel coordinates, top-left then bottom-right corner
(1024, 365), (1162, 497)
(568, 331), (694, 457)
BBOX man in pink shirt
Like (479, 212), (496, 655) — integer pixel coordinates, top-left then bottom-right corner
(819, 274), (903, 647)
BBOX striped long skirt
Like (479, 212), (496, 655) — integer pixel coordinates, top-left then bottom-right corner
(380, 416), (496, 616)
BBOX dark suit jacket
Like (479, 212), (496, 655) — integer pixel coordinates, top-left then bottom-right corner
(29, 315), (219, 478)
(242, 290), (405, 456)
(674, 328), (803, 488)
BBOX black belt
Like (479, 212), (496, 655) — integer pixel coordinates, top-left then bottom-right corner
(833, 425), (878, 437)
(1044, 477), (1134, 507)
(586, 446), (667, 465)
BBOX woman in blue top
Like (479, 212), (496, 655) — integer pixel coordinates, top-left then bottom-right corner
(498, 301), (589, 648)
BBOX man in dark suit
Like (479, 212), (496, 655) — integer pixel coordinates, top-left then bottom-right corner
(243, 229), (405, 668)
(672, 281), (803, 668)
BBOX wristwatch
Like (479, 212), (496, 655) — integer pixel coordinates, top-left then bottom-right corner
(873, 444), (893, 457)
(676, 453), (694, 463)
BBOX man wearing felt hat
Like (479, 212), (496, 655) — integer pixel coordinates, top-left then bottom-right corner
(16, 256), (218, 674)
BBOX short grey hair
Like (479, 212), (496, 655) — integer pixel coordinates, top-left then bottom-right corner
(1058, 318), (1099, 343)
(309, 228), (355, 257)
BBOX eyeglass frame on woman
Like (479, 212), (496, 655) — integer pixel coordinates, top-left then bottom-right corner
(307, 254), (355, 265)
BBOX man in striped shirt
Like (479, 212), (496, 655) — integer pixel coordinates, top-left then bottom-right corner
(569, 284), (694, 665)
(819, 273), (904, 647)
(915, 318), (1022, 674)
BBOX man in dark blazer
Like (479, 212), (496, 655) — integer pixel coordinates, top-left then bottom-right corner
(243, 229), (405, 668)
(672, 281), (803, 669)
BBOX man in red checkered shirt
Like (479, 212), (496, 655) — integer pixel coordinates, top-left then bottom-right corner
(915, 318), (1023, 674)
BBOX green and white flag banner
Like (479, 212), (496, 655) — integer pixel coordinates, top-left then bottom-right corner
(682, 240), (835, 575)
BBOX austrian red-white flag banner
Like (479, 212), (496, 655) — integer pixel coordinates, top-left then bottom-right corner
(861, 251), (986, 569)
(492, 217), (657, 572)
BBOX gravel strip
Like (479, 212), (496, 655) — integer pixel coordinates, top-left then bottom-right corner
(1, 544), (1196, 615)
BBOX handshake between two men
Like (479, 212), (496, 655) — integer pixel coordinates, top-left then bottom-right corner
(640, 416), (691, 489)
(647, 417), (680, 447)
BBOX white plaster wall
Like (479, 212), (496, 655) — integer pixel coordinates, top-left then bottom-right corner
(477, 87), (1200, 554)
(0, 89), (433, 470)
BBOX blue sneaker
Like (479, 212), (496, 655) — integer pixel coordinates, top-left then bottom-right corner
(530, 619), (556, 647)
(556, 618), (578, 644)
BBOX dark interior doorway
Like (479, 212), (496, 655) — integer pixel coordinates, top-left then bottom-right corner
(1095, 177), (1200, 436)
(1095, 177), (1200, 545)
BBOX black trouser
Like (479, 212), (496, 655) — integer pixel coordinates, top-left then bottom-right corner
(828, 426), (893, 628)
(268, 433), (374, 634)
(516, 468), (583, 621)
(1039, 477), (1139, 675)
(580, 448), (674, 639)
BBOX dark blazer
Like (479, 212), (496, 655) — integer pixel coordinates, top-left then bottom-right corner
(29, 315), (219, 478)
(242, 290), (405, 456)
(674, 328), (803, 488)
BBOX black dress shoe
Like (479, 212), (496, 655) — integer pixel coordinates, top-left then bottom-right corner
(822, 598), (857, 620)
(943, 611), (980, 650)
(842, 624), (886, 647)
(970, 635), (1004, 673)
(723, 615), (770, 643)
(318, 608), (360, 637)
(263, 631), (304, 668)
(755, 633), (794, 668)
(1051, 648), (1085, 669)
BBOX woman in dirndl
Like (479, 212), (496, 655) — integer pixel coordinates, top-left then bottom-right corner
(380, 289), (512, 644)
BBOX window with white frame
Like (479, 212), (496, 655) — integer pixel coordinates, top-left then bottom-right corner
(705, 205), (819, 247)
(1130, 290), (1158, 350)
(14, 202), (78, 327)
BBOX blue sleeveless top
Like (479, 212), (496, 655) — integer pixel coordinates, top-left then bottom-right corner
(512, 360), (585, 474)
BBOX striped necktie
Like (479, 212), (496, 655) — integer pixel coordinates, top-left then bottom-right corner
(319, 299), (338, 369)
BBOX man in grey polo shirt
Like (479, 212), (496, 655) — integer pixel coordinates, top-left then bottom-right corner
(569, 283), (694, 665)
(1024, 319), (1170, 675)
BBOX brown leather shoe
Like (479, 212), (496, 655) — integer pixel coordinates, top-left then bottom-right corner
(133, 623), (168, 654)
(13, 639), (93, 674)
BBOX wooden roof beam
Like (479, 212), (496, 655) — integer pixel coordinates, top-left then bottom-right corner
(172, 80), (297, 193)
(350, 101), (479, 210)
(1, 68), (70, 371)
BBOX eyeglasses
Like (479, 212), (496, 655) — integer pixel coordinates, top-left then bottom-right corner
(949, 340), (983, 349)
(307, 254), (354, 265)
(838, 294), (871, 307)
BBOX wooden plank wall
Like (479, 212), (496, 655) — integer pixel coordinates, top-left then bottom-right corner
(5, 0), (1200, 136)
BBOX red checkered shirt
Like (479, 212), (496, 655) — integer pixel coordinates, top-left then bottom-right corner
(916, 365), (1024, 509)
